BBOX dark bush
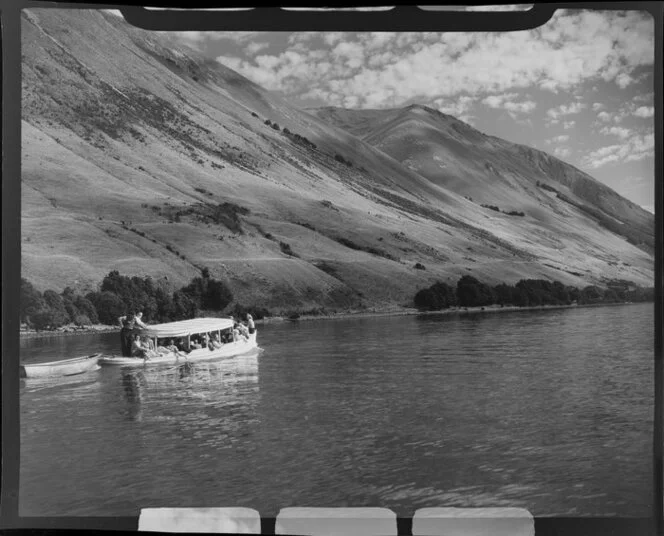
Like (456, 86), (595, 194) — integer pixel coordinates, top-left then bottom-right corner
(20, 278), (46, 325)
(43, 290), (71, 326)
(280, 241), (295, 256)
(89, 291), (126, 325)
(73, 314), (92, 327)
(456, 275), (495, 307)
(414, 281), (456, 310)
(74, 295), (99, 324)
(414, 263), (426, 270)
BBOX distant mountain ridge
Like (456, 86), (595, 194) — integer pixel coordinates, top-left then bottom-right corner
(309, 104), (653, 250)
(20, 9), (654, 314)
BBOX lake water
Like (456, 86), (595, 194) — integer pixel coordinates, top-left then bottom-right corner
(19, 303), (654, 517)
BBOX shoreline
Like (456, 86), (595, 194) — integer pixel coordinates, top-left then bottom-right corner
(18, 301), (645, 339)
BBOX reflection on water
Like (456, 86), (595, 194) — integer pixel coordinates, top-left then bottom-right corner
(19, 305), (653, 517)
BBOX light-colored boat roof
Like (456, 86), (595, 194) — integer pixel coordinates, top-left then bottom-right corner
(138, 317), (234, 337)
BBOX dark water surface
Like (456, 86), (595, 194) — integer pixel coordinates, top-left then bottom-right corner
(20, 304), (654, 517)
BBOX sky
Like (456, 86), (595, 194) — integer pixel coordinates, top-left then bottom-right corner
(112, 7), (656, 213)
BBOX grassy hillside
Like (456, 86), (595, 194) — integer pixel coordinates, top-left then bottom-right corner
(21, 10), (654, 315)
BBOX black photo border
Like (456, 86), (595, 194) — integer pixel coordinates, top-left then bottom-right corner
(2, 1), (662, 534)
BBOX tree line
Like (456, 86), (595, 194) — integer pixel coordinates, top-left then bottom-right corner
(414, 275), (654, 311)
(20, 268), (240, 331)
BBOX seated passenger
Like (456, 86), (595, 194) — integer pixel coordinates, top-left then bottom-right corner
(131, 334), (150, 359)
(210, 334), (223, 349)
(189, 336), (202, 349)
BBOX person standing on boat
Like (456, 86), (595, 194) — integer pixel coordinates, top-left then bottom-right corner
(246, 314), (256, 334)
(118, 312), (137, 357)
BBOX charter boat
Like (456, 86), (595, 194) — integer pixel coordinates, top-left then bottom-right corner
(20, 353), (101, 378)
(98, 317), (258, 367)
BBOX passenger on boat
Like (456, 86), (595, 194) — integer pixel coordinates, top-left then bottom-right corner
(210, 334), (223, 349)
(190, 336), (202, 350)
(202, 333), (212, 350)
(237, 322), (250, 340)
(142, 336), (155, 351)
(131, 334), (150, 360)
(134, 311), (148, 329)
(247, 314), (256, 334)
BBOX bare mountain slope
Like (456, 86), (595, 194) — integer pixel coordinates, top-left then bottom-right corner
(310, 104), (654, 251)
(21, 10), (653, 314)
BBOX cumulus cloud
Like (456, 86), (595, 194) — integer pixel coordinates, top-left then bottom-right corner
(203, 9), (653, 111)
(597, 111), (612, 122)
(554, 146), (572, 158)
(480, 93), (536, 118)
(547, 134), (570, 143)
(615, 72), (635, 88)
(600, 126), (632, 139)
(633, 106), (654, 118)
(592, 102), (604, 111)
(546, 102), (586, 120)
(581, 133), (654, 169)
(434, 95), (475, 117)
(245, 42), (270, 55)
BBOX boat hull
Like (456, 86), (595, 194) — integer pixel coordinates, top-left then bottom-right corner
(20, 353), (102, 378)
(98, 332), (258, 367)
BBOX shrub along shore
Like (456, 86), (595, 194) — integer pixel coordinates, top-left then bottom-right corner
(19, 300), (647, 340)
(19, 270), (653, 338)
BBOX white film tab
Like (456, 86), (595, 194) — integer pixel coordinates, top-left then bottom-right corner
(412, 507), (535, 536)
(138, 507), (261, 533)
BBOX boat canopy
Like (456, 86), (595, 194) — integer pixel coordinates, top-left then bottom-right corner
(135, 317), (234, 338)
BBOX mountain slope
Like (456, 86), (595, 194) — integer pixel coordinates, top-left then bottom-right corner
(310, 104), (654, 250)
(21, 9), (654, 314)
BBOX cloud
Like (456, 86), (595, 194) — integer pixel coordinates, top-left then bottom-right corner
(546, 102), (586, 120)
(553, 146), (571, 158)
(204, 10), (653, 111)
(547, 134), (570, 144)
(562, 120), (575, 130)
(481, 93), (536, 118)
(581, 133), (654, 169)
(615, 72), (634, 88)
(633, 106), (654, 118)
(592, 102), (604, 111)
(597, 111), (612, 122)
(434, 95), (475, 117)
(600, 126), (632, 139)
(245, 42), (270, 55)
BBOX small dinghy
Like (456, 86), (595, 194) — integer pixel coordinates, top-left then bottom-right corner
(20, 353), (101, 378)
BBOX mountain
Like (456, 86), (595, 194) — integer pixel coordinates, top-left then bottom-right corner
(310, 104), (654, 250)
(21, 9), (654, 314)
